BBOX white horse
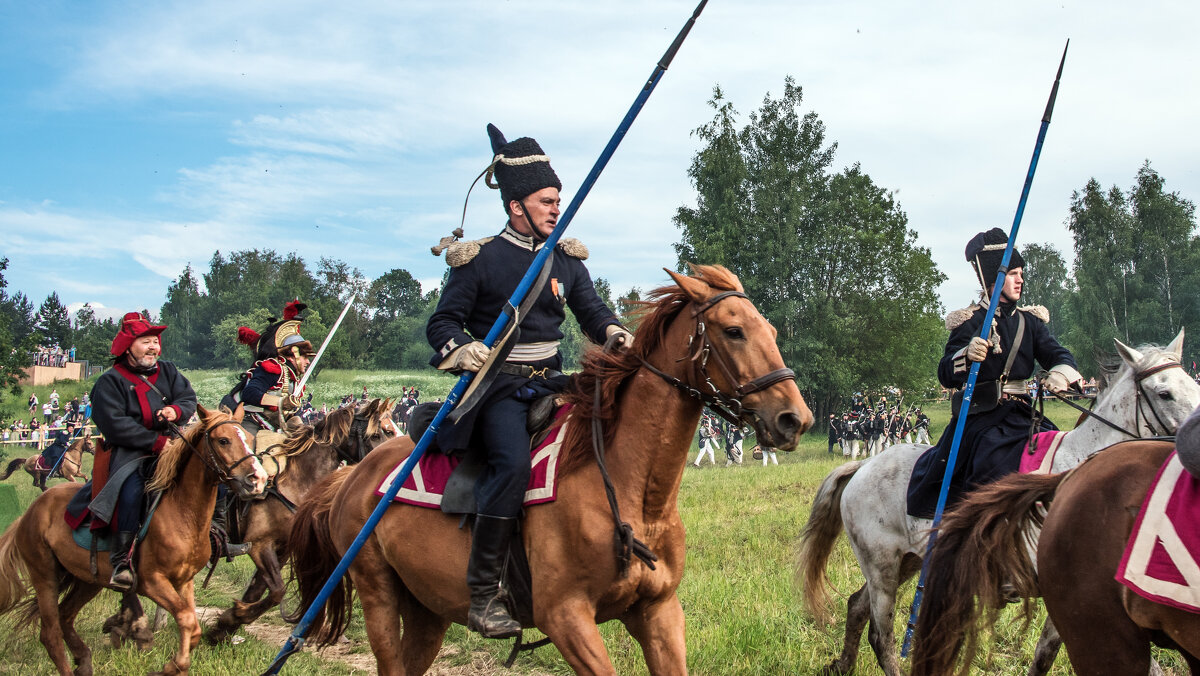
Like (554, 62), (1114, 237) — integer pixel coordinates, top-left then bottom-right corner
(797, 329), (1199, 676)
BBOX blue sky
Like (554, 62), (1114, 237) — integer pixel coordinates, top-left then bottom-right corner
(2, 1), (1198, 324)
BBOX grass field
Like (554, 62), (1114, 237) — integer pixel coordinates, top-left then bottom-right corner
(0, 372), (1187, 674)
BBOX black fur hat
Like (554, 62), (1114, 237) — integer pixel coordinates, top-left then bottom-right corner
(966, 227), (1025, 291)
(486, 123), (562, 212)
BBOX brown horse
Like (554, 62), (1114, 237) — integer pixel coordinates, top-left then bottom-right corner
(287, 265), (812, 674)
(0, 405), (268, 675)
(911, 440), (1200, 676)
(1, 430), (94, 491)
(205, 398), (398, 643)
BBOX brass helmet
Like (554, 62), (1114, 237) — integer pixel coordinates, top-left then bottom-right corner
(237, 300), (316, 362)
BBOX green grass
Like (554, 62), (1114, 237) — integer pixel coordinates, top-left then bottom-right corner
(0, 375), (1188, 674)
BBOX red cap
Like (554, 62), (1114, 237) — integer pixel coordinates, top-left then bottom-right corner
(109, 312), (167, 356)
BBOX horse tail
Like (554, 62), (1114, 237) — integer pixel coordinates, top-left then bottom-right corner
(796, 460), (862, 625)
(0, 458), (27, 480)
(910, 471), (1065, 676)
(283, 468), (354, 645)
(0, 516), (32, 617)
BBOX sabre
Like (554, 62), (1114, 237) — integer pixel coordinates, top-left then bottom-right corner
(901, 40), (1069, 656)
(261, 2), (708, 673)
(294, 292), (357, 394)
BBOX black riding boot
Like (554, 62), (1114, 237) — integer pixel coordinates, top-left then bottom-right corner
(109, 531), (137, 592)
(212, 492), (250, 559)
(466, 515), (521, 639)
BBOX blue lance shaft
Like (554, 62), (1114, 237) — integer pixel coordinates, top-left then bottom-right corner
(900, 41), (1068, 657)
(262, 3), (708, 673)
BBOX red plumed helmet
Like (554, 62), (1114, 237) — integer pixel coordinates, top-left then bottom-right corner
(282, 300), (306, 321)
(237, 327), (261, 346)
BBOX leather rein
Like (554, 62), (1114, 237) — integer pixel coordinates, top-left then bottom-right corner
(590, 290), (796, 577)
(1034, 360), (1184, 440)
(637, 290), (796, 427)
(167, 419), (259, 484)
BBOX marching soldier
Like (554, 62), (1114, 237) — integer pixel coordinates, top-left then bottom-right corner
(908, 228), (1082, 517)
(64, 313), (198, 590)
(827, 414), (840, 454)
(426, 124), (631, 638)
(913, 407), (932, 444)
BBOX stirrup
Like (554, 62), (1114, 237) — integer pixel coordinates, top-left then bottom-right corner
(468, 595), (521, 639)
(110, 566), (135, 592)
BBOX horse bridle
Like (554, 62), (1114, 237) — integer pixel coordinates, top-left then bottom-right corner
(168, 419), (259, 484)
(1039, 360), (1184, 440)
(639, 290), (796, 427)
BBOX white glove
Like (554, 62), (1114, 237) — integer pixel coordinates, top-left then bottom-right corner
(606, 324), (634, 350)
(438, 341), (491, 372)
(1043, 365), (1083, 394)
(966, 336), (991, 363)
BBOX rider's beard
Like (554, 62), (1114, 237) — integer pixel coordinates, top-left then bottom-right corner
(126, 352), (160, 374)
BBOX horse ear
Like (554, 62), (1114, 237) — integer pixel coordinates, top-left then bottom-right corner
(196, 404), (210, 421)
(1114, 339), (1144, 368)
(232, 402), (246, 423)
(1166, 327), (1185, 361)
(663, 267), (712, 305)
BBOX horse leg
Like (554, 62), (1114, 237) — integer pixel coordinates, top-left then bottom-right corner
(394, 584), (450, 675)
(1026, 618), (1060, 676)
(349, 557), (408, 675)
(620, 595), (687, 675)
(823, 583), (870, 675)
(208, 546), (278, 644)
(58, 580), (103, 676)
(141, 575), (201, 675)
(863, 553), (920, 676)
(540, 599), (617, 675)
(29, 571), (74, 675)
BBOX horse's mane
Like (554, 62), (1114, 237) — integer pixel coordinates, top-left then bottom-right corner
(557, 265), (743, 477)
(147, 411), (232, 492)
(279, 398), (393, 458)
(1095, 343), (1177, 391)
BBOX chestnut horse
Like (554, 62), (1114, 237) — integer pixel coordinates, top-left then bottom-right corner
(0, 405), (268, 675)
(287, 265), (811, 674)
(206, 398), (398, 643)
(911, 439), (1200, 675)
(1, 430), (94, 491)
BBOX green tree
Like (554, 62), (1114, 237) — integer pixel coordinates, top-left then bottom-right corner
(1063, 164), (1197, 373)
(369, 269), (423, 321)
(159, 264), (206, 368)
(72, 304), (118, 366)
(674, 80), (945, 422)
(0, 258), (33, 397)
(35, 292), (72, 348)
(1020, 242), (1072, 340)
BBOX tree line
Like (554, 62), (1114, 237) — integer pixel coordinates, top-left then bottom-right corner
(1, 78), (1196, 418)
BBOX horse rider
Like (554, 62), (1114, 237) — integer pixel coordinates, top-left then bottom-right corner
(426, 124), (631, 638)
(913, 407), (932, 444)
(40, 421), (75, 473)
(217, 301), (316, 556)
(223, 300), (315, 435)
(64, 312), (198, 591)
(907, 228), (1083, 518)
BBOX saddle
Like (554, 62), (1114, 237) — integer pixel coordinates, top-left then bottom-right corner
(405, 395), (562, 515)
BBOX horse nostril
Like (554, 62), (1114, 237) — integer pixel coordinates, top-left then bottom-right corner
(776, 411), (803, 441)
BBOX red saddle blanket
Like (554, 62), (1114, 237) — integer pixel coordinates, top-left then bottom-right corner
(31, 455), (53, 473)
(1116, 451), (1200, 613)
(1018, 430), (1068, 475)
(376, 405), (571, 509)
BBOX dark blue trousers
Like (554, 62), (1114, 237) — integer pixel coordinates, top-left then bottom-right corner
(472, 396), (533, 518)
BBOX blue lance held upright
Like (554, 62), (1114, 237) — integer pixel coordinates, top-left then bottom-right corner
(260, 2), (708, 673)
(900, 40), (1069, 657)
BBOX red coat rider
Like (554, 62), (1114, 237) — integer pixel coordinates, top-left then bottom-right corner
(222, 301), (315, 434)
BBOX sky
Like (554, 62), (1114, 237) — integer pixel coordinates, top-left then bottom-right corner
(1, 0), (1198, 324)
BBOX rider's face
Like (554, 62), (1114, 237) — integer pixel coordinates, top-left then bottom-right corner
(509, 187), (561, 239)
(127, 335), (161, 369)
(997, 267), (1023, 302)
(289, 352), (312, 373)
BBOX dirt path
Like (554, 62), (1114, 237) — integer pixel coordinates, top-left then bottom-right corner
(196, 606), (550, 675)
